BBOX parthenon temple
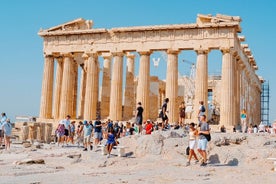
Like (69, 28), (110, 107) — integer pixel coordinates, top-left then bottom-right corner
(37, 14), (263, 127)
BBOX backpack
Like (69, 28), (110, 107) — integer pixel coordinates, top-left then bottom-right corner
(201, 106), (206, 112)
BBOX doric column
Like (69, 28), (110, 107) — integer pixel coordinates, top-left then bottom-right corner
(72, 61), (78, 119)
(59, 53), (75, 118)
(165, 50), (179, 124)
(53, 57), (63, 119)
(109, 52), (124, 121)
(235, 59), (243, 125)
(100, 53), (112, 119)
(77, 63), (86, 119)
(136, 51), (151, 121)
(220, 48), (235, 126)
(83, 53), (99, 121)
(194, 49), (209, 120)
(39, 54), (54, 119)
(123, 53), (135, 120)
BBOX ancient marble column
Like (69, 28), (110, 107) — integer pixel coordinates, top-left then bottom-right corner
(59, 53), (75, 118)
(72, 61), (78, 119)
(165, 50), (179, 124)
(83, 53), (99, 121)
(53, 57), (63, 119)
(123, 53), (135, 120)
(136, 51), (151, 121)
(39, 54), (54, 119)
(77, 63), (86, 119)
(235, 59), (242, 125)
(220, 49), (235, 126)
(109, 52), (124, 121)
(100, 53), (112, 119)
(194, 49), (209, 120)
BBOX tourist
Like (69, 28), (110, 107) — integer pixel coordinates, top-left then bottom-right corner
(0, 113), (7, 147)
(68, 121), (76, 145)
(198, 101), (206, 126)
(83, 120), (93, 151)
(159, 98), (169, 130)
(2, 119), (12, 150)
(240, 109), (247, 133)
(94, 117), (102, 147)
(220, 125), (226, 133)
(76, 121), (84, 147)
(145, 119), (153, 134)
(60, 115), (71, 143)
(106, 126), (118, 158)
(253, 125), (258, 133)
(197, 115), (210, 166)
(136, 102), (144, 133)
(55, 123), (65, 147)
(113, 122), (121, 138)
(179, 101), (186, 127)
(186, 122), (199, 166)
(248, 124), (253, 134)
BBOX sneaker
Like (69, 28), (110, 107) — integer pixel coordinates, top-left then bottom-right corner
(83, 148), (87, 151)
(186, 161), (190, 166)
(90, 145), (93, 150)
(107, 154), (110, 158)
(195, 160), (199, 164)
(200, 162), (207, 166)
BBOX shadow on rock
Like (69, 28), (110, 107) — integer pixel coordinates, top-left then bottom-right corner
(209, 154), (220, 164)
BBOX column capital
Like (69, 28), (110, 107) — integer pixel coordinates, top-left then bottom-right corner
(167, 49), (179, 55)
(220, 48), (236, 55)
(101, 52), (112, 59)
(137, 51), (152, 56)
(43, 53), (54, 58)
(195, 49), (209, 55)
(111, 52), (124, 57)
(61, 52), (74, 58)
(126, 52), (135, 59)
(82, 52), (97, 59)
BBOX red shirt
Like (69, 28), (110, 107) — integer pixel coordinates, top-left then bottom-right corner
(145, 123), (153, 134)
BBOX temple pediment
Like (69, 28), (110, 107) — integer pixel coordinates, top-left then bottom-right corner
(197, 14), (241, 32)
(39, 18), (93, 33)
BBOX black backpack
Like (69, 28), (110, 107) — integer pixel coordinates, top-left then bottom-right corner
(201, 106), (206, 112)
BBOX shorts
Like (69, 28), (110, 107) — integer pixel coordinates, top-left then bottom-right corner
(64, 129), (69, 136)
(136, 116), (143, 125)
(94, 132), (102, 140)
(189, 139), (196, 150)
(83, 136), (91, 144)
(162, 115), (168, 121)
(198, 138), (208, 151)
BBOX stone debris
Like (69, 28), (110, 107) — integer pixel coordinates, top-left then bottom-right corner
(14, 159), (45, 165)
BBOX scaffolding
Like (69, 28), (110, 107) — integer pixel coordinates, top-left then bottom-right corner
(261, 81), (270, 125)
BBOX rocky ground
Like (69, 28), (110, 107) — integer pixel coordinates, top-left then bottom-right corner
(0, 130), (276, 184)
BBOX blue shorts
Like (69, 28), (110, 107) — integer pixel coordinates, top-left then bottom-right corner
(198, 138), (208, 151)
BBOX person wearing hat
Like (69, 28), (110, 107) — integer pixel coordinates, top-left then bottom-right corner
(83, 120), (93, 151)
(145, 119), (153, 135)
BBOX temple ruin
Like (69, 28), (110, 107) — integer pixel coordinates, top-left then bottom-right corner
(37, 14), (262, 128)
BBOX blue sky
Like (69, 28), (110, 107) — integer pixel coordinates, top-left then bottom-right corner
(0, 0), (275, 123)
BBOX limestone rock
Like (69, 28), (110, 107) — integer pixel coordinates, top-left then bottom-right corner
(15, 159), (45, 165)
(23, 143), (32, 148)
